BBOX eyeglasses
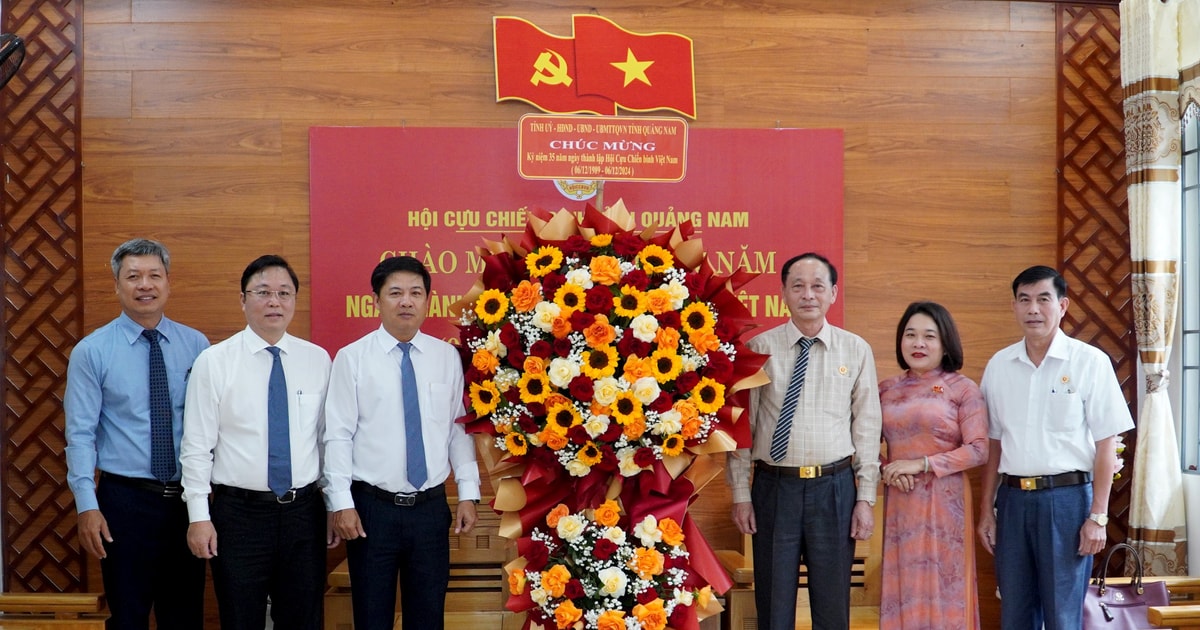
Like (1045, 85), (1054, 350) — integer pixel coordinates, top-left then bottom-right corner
(243, 289), (295, 302)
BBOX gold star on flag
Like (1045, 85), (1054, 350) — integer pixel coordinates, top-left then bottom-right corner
(611, 48), (654, 87)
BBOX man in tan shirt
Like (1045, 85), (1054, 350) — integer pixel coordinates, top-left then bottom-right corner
(726, 252), (881, 630)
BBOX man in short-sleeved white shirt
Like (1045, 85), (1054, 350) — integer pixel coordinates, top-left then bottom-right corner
(976, 265), (1132, 630)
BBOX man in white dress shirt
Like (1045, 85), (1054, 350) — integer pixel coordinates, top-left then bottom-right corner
(324, 255), (480, 630)
(181, 255), (333, 630)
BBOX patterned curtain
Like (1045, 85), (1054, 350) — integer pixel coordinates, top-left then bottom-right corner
(1120, 0), (1200, 576)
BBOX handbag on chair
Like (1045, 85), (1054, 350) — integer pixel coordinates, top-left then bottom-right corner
(1083, 542), (1170, 629)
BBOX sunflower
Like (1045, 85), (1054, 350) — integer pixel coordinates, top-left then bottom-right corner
(691, 376), (726, 414)
(526, 245), (564, 278)
(474, 289), (510, 325)
(504, 432), (529, 456)
(553, 283), (586, 313)
(581, 345), (619, 379)
(577, 441), (603, 466)
(546, 401), (583, 435)
(613, 285), (648, 318)
(611, 391), (643, 426)
(661, 433), (685, 457)
(648, 348), (683, 384)
(518, 372), (553, 404)
(680, 302), (716, 335)
(638, 244), (674, 274)
(469, 380), (501, 416)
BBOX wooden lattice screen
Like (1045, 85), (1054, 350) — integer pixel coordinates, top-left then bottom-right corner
(1057, 3), (1136, 574)
(0, 0), (85, 592)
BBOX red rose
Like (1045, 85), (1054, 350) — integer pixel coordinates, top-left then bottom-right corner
(529, 340), (553, 359)
(656, 310), (681, 331)
(585, 285), (614, 314)
(613, 232), (646, 257)
(633, 447), (656, 468)
(524, 539), (550, 569)
(517, 413), (540, 434)
(704, 352), (734, 383)
(600, 421), (624, 442)
(541, 272), (566, 298)
(617, 334), (651, 359)
(552, 337), (573, 357)
(499, 322), (520, 348)
(504, 388), (524, 406)
(569, 310), (595, 331)
(683, 271), (706, 295)
(649, 391), (674, 413)
(568, 375), (594, 402)
(506, 348), (526, 368)
(674, 370), (700, 394)
(560, 235), (591, 256)
(593, 538), (618, 560)
(563, 578), (586, 600)
(567, 425), (590, 445)
(623, 269), (651, 291)
(525, 402), (546, 418)
(636, 587), (659, 604)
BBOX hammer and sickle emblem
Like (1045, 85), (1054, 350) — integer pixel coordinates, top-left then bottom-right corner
(530, 49), (572, 87)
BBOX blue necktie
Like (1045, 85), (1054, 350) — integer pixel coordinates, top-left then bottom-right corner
(143, 329), (175, 482)
(266, 346), (292, 497)
(398, 342), (428, 489)
(769, 337), (814, 463)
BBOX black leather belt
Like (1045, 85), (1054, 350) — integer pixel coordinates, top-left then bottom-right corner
(100, 471), (182, 499)
(353, 481), (445, 507)
(756, 455), (853, 479)
(213, 481), (319, 504)
(1002, 471), (1091, 491)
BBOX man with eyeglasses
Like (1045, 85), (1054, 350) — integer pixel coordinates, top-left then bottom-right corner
(180, 254), (335, 630)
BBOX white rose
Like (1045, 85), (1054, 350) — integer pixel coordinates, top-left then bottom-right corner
(634, 515), (662, 547)
(584, 414), (611, 439)
(665, 280), (689, 309)
(602, 526), (627, 546)
(565, 269), (594, 289)
(483, 329), (508, 358)
(530, 587), (549, 606)
(531, 301), (561, 332)
(674, 588), (695, 607)
(547, 357), (582, 389)
(653, 409), (683, 436)
(629, 314), (660, 343)
(632, 376), (661, 404)
(597, 567), (628, 597)
(564, 459), (591, 478)
(617, 447), (644, 477)
(593, 377), (624, 406)
(557, 514), (587, 540)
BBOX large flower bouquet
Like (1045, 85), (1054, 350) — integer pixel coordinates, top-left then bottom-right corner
(507, 500), (718, 630)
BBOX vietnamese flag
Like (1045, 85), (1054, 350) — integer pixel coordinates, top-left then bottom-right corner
(494, 16), (616, 115)
(572, 15), (696, 119)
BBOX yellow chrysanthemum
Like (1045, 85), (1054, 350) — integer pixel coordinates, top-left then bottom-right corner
(518, 372), (552, 404)
(638, 244), (674, 274)
(525, 245), (564, 278)
(581, 345), (619, 379)
(648, 348), (683, 384)
(504, 432), (529, 456)
(546, 401), (582, 435)
(611, 391), (643, 426)
(474, 289), (509, 325)
(680, 302), (716, 335)
(469, 380), (501, 416)
(692, 376), (726, 414)
(661, 433), (685, 457)
(553, 283), (586, 314)
(577, 441), (603, 466)
(613, 285), (648, 318)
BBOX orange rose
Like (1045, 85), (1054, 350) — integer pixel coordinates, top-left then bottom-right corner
(589, 255), (623, 285)
(546, 504), (570, 528)
(511, 280), (542, 313)
(658, 517), (685, 547)
(541, 564), (572, 598)
(551, 315), (573, 339)
(623, 416), (646, 440)
(508, 569), (526, 595)
(629, 547), (665, 579)
(681, 414), (702, 439)
(471, 349), (499, 374)
(542, 430), (569, 451)
(594, 499), (621, 528)
(524, 356), (546, 375)
(544, 393), (572, 409)
(583, 315), (617, 347)
(622, 356), (653, 383)
(645, 288), (674, 315)
(654, 326), (680, 351)
(596, 610), (625, 630)
(554, 599), (583, 630)
(688, 328), (721, 354)
(633, 598), (667, 630)
(590, 401), (611, 417)
(674, 399), (699, 423)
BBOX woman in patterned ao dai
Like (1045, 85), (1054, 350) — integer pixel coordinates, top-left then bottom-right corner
(878, 302), (989, 629)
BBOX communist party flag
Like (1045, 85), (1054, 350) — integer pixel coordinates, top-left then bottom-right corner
(572, 15), (696, 119)
(493, 16), (616, 116)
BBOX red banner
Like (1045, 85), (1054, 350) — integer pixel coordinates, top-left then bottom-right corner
(308, 127), (843, 354)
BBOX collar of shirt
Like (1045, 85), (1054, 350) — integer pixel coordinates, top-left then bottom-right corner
(370, 325), (430, 356)
(1012, 327), (1068, 367)
(239, 326), (296, 356)
(115, 310), (181, 345)
(785, 317), (830, 349)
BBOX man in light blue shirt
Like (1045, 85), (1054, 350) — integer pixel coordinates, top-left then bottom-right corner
(65, 238), (209, 630)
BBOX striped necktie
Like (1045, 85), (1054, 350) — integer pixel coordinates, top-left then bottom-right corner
(769, 337), (814, 463)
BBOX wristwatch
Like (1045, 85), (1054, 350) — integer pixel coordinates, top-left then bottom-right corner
(1088, 513), (1109, 527)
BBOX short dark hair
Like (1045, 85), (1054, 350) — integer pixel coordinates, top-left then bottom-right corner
(780, 252), (838, 286)
(241, 255), (299, 292)
(371, 255), (431, 295)
(111, 238), (170, 277)
(895, 301), (964, 372)
(1012, 265), (1067, 299)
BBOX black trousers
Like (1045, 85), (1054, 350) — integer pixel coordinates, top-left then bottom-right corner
(210, 487), (326, 630)
(346, 483), (452, 630)
(97, 478), (205, 630)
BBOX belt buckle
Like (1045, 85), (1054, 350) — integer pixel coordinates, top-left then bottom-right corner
(394, 493), (417, 507)
(276, 489), (297, 504)
(1019, 477), (1039, 491)
(797, 465), (819, 479)
(162, 485), (182, 499)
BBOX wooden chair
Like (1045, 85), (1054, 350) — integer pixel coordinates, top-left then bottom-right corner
(0, 593), (107, 628)
(323, 499), (519, 630)
(716, 499), (884, 630)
